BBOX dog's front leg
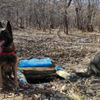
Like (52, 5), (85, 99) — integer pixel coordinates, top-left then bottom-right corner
(14, 67), (18, 87)
(0, 66), (3, 90)
(13, 63), (18, 88)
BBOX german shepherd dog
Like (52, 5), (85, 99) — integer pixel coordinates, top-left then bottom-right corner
(0, 21), (18, 90)
(76, 52), (100, 77)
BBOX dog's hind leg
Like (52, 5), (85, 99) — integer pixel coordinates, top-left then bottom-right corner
(0, 66), (3, 90)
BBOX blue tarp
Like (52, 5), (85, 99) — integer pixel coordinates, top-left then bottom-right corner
(18, 58), (53, 67)
(55, 66), (65, 71)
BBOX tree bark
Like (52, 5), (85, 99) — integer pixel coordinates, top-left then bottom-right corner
(63, 0), (72, 34)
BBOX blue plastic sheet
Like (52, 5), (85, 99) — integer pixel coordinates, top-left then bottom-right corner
(18, 58), (53, 67)
(55, 66), (65, 71)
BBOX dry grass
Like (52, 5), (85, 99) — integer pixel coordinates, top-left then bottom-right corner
(0, 29), (100, 100)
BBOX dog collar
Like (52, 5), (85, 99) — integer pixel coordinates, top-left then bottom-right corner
(98, 54), (100, 58)
(0, 51), (15, 55)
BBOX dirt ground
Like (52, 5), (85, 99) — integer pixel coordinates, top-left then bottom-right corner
(0, 29), (100, 100)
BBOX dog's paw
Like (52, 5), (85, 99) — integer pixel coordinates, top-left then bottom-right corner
(0, 87), (2, 92)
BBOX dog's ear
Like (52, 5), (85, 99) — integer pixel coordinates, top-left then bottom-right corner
(0, 22), (3, 28)
(6, 21), (13, 38)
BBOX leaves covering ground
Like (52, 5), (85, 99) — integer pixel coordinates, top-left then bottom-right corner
(0, 29), (100, 100)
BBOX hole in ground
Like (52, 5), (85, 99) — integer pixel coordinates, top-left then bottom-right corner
(26, 76), (58, 84)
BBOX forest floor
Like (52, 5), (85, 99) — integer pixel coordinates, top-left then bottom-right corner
(0, 29), (100, 100)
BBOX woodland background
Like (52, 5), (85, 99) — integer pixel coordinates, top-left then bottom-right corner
(0, 0), (100, 33)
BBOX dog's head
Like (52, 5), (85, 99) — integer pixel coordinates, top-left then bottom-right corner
(0, 21), (13, 47)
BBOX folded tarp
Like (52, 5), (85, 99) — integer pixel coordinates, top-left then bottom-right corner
(18, 58), (54, 67)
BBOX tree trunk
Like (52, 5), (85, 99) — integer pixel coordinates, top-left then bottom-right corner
(16, 8), (19, 27)
(87, 0), (93, 32)
(64, 10), (68, 34)
(20, 17), (24, 28)
(75, 8), (82, 30)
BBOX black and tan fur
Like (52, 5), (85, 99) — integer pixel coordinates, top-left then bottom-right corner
(0, 21), (18, 89)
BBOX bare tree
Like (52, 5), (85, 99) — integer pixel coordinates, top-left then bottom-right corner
(86, 0), (97, 32)
(0, 0), (100, 33)
(63, 0), (72, 34)
(74, 0), (83, 30)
